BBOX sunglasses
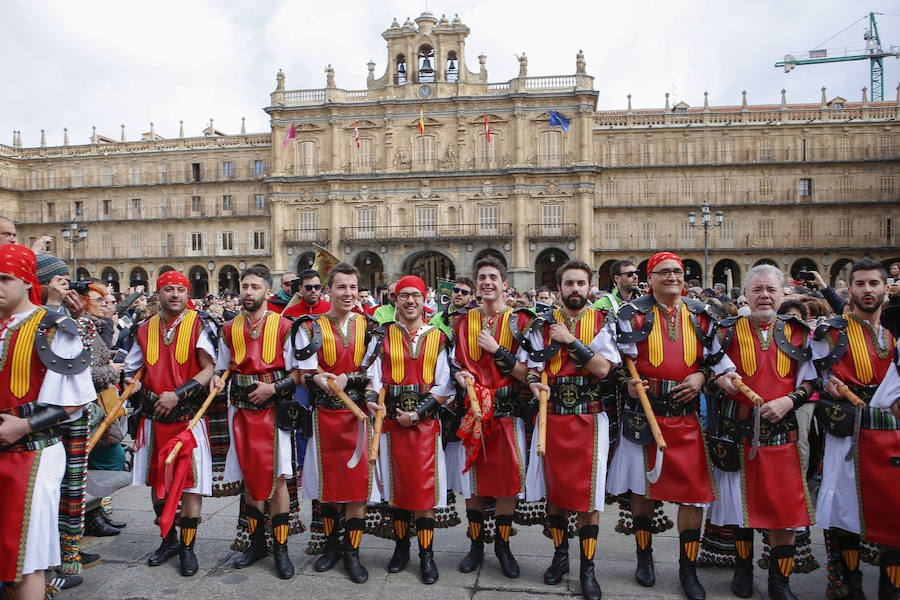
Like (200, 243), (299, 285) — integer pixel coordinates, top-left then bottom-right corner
(617, 270), (639, 278)
(304, 284), (322, 291)
(452, 287), (471, 295)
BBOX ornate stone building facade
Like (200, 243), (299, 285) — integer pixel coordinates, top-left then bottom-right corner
(2, 12), (898, 295)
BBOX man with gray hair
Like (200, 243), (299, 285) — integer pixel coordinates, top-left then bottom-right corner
(710, 264), (817, 600)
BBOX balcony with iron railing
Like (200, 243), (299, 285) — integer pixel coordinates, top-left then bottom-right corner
(283, 229), (331, 245)
(340, 222), (513, 243)
(3, 165), (268, 192)
(54, 241), (272, 261)
(592, 233), (896, 254)
(593, 188), (898, 209)
(526, 223), (579, 241)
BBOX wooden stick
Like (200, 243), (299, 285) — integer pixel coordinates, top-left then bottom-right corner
(466, 377), (483, 423)
(624, 357), (667, 450)
(317, 367), (368, 422)
(835, 381), (867, 409)
(369, 388), (387, 464)
(87, 366), (145, 453)
(733, 379), (764, 406)
(165, 369), (230, 465)
(536, 371), (549, 457)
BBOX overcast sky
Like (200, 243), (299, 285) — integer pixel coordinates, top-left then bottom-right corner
(3, 1), (898, 147)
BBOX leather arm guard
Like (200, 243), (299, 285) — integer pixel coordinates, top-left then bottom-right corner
(27, 405), (70, 433)
(274, 376), (297, 396)
(788, 386), (810, 409)
(174, 379), (202, 402)
(304, 373), (319, 390)
(526, 371), (541, 385)
(566, 339), (595, 369)
(414, 395), (441, 421)
(492, 346), (517, 375)
(365, 389), (379, 405)
(346, 372), (367, 389)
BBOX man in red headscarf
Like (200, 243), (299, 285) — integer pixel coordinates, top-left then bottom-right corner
(0, 244), (94, 599)
(365, 274), (455, 585)
(123, 269), (217, 577)
(607, 251), (730, 600)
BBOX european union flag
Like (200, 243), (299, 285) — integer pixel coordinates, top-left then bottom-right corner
(548, 111), (570, 132)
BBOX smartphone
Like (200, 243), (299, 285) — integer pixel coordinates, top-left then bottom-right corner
(888, 277), (895, 286)
(112, 348), (128, 363)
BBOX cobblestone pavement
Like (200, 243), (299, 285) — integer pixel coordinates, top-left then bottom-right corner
(61, 484), (880, 599)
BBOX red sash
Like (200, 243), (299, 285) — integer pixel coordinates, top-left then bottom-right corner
(147, 419), (198, 492)
(468, 416), (524, 499)
(857, 429), (900, 546)
(232, 406), (278, 501)
(543, 414), (601, 512)
(0, 449), (41, 581)
(645, 415), (716, 504)
(741, 441), (811, 528)
(383, 419), (441, 511)
(315, 408), (370, 502)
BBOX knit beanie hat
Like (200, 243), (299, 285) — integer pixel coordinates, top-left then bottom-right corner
(35, 253), (70, 285)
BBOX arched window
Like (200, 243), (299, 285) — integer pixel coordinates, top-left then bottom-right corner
(417, 45), (435, 83)
(396, 54), (407, 85)
(446, 51), (458, 82)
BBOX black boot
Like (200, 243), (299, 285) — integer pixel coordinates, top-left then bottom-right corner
(233, 506), (268, 569)
(314, 506), (342, 572)
(178, 517), (199, 577)
(387, 509), (411, 573)
(342, 518), (368, 584)
(494, 514), (520, 578)
(271, 513), (294, 579)
(679, 529), (706, 600)
(459, 510), (485, 573)
(100, 509), (126, 529)
(579, 524), (602, 600)
(416, 517), (438, 584)
(767, 544), (799, 600)
(634, 515), (655, 587)
(544, 514), (570, 585)
(879, 549), (900, 600)
(84, 507), (120, 537)
(834, 531), (866, 600)
(731, 527), (754, 598)
(148, 503), (179, 568)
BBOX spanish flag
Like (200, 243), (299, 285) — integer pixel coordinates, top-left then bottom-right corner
(418, 105), (425, 134)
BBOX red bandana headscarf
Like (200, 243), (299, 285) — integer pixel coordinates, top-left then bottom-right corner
(0, 244), (41, 306)
(156, 270), (195, 310)
(396, 275), (427, 295)
(647, 251), (684, 275)
(156, 270), (190, 291)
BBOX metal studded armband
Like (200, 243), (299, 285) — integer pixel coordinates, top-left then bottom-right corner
(566, 339), (595, 369)
(492, 347), (517, 375)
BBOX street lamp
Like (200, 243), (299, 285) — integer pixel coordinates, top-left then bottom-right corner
(60, 219), (88, 278)
(687, 203), (723, 288)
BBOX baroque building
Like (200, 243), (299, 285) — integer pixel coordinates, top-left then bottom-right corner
(2, 11), (898, 296)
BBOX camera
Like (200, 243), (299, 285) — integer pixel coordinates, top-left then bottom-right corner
(71, 281), (93, 295)
(289, 278), (302, 295)
(796, 270), (815, 281)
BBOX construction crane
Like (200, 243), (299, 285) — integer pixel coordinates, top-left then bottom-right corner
(775, 12), (899, 101)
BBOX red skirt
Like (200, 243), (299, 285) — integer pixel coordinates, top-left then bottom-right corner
(147, 420), (197, 493)
(0, 449), (40, 581)
(544, 414), (602, 512)
(232, 406), (277, 501)
(384, 419), (441, 511)
(646, 415), (716, 504)
(857, 428), (900, 546)
(470, 416), (524, 498)
(741, 441), (811, 529)
(315, 408), (370, 502)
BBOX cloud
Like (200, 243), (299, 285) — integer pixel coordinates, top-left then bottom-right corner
(1, 0), (896, 146)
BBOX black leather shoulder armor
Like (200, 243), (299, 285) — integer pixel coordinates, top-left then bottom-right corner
(774, 315), (811, 362)
(36, 310), (91, 374)
(507, 307), (537, 353)
(291, 314), (323, 361)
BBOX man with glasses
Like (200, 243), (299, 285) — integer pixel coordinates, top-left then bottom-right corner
(283, 269), (330, 318)
(267, 272), (297, 314)
(608, 251), (724, 600)
(594, 260), (639, 313)
(429, 277), (474, 336)
(365, 275), (454, 584)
